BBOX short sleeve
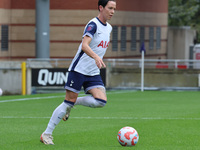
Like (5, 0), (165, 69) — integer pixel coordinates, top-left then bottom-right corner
(83, 21), (97, 38)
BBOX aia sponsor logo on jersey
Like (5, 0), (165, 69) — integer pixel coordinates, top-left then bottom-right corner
(98, 41), (110, 48)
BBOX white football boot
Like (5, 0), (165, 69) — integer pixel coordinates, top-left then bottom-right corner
(40, 132), (54, 145)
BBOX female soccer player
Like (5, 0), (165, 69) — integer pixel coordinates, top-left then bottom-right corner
(40, 0), (116, 145)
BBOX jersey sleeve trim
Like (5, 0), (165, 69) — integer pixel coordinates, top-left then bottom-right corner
(83, 32), (93, 39)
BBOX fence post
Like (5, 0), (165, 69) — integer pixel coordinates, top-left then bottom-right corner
(21, 62), (26, 95)
(189, 45), (194, 69)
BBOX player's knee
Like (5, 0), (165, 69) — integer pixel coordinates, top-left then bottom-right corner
(95, 98), (107, 108)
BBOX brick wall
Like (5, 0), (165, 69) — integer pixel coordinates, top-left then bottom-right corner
(0, 0), (168, 60)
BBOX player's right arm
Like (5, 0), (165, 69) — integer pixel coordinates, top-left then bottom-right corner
(82, 36), (106, 69)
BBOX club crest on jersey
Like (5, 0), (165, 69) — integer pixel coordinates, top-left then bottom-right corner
(87, 24), (94, 31)
(98, 41), (109, 48)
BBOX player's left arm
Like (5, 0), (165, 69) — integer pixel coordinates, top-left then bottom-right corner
(82, 36), (106, 69)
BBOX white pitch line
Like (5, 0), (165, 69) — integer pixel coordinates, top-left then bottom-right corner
(72, 117), (200, 120)
(0, 95), (64, 103)
(0, 93), (87, 103)
(1, 116), (200, 120)
(0, 90), (133, 103)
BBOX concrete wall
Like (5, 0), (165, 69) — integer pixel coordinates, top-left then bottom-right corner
(0, 61), (200, 95)
(167, 27), (196, 59)
(107, 68), (200, 89)
(0, 61), (22, 95)
(0, 61), (53, 95)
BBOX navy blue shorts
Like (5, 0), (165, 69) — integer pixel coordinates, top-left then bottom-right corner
(64, 71), (105, 93)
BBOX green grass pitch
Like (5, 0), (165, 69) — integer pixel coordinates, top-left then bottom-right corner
(0, 90), (200, 150)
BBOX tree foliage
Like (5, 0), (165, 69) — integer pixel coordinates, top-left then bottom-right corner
(169, 0), (200, 42)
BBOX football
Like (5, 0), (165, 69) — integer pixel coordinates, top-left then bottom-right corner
(117, 126), (139, 146)
(0, 88), (3, 96)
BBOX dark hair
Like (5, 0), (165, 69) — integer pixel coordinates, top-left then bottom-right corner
(98, 0), (116, 10)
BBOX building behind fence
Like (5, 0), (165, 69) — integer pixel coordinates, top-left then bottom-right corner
(0, 0), (168, 60)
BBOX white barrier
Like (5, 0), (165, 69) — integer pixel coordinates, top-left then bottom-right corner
(1, 59), (200, 95)
(199, 74), (200, 87)
(27, 58), (200, 69)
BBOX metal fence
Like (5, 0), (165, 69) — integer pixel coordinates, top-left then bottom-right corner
(26, 58), (200, 69)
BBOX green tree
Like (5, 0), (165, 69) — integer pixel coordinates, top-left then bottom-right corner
(168, 0), (200, 42)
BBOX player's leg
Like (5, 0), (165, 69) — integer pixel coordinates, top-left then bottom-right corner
(88, 86), (107, 100)
(74, 74), (107, 108)
(62, 71), (84, 121)
(41, 71), (82, 145)
(75, 87), (107, 107)
(40, 90), (78, 145)
(62, 90), (78, 121)
(44, 90), (77, 134)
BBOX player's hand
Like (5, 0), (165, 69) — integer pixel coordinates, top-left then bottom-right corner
(95, 57), (106, 69)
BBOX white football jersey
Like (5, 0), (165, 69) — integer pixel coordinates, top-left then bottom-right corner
(68, 17), (112, 76)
